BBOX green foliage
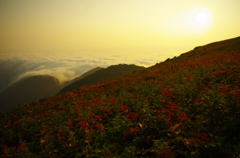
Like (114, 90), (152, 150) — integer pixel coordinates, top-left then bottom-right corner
(0, 37), (240, 157)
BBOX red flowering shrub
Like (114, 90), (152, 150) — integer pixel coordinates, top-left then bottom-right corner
(1, 37), (240, 157)
(219, 85), (229, 94)
(126, 113), (138, 121)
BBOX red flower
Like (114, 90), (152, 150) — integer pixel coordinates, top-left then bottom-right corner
(66, 92), (76, 99)
(85, 128), (93, 133)
(161, 107), (173, 118)
(88, 112), (95, 117)
(219, 85), (229, 94)
(78, 121), (89, 127)
(139, 114), (145, 121)
(194, 98), (202, 104)
(119, 104), (128, 113)
(156, 146), (175, 157)
(165, 120), (173, 125)
(167, 101), (177, 106)
(200, 133), (209, 141)
(66, 121), (73, 126)
(129, 126), (139, 133)
(60, 136), (67, 140)
(126, 113), (138, 121)
(95, 124), (105, 130)
(95, 115), (103, 121)
(123, 126), (139, 139)
(17, 142), (26, 152)
(108, 97), (118, 104)
(232, 86), (240, 98)
(162, 88), (171, 97)
(48, 130), (54, 134)
(190, 132), (209, 141)
(177, 113), (188, 122)
(84, 135), (92, 142)
(76, 117), (81, 121)
(161, 84), (165, 89)
(162, 88), (175, 98)
(167, 102), (179, 112)
(58, 129), (64, 134)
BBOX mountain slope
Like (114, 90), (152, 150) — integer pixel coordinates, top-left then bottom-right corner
(60, 67), (103, 90)
(1, 36), (240, 157)
(0, 75), (61, 113)
(70, 67), (103, 83)
(58, 64), (145, 94)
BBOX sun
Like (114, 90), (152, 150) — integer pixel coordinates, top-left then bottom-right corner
(186, 7), (213, 35)
(194, 9), (211, 25)
(159, 7), (213, 37)
(196, 12), (208, 23)
(192, 8), (212, 26)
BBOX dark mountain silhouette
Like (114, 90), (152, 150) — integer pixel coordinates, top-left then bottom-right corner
(0, 60), (26, 94)
(0, 75), (61, 113)
(61, 67), (103, 89)
(58, 64), (145, 94)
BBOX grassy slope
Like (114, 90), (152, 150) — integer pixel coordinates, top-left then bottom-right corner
(0, 36), (240, 157)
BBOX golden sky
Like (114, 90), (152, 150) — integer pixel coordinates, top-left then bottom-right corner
(1, 0), (240, 59)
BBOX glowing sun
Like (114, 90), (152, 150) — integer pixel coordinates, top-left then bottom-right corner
(184, 7), (213, 35)
(159, 7), (213, 37)
(196, 12), (208, 23)
(194, 9), (211, 25)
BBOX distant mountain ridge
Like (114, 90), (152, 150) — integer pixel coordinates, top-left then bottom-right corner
(0, 75), (61, 113)
(0, 64), (144, 113)
(62, 67), (103, 88)
(57, 64), (145, 94)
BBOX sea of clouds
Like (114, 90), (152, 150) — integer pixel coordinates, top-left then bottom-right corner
(0, 52), (173, 93)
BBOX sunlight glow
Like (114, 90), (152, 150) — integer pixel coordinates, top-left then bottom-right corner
(190, 8), (212, 33)
(1, 0), (239, 56)
(159, 7), (213, 37)
(193, 9), (211, 25)
(196, 12), (208, 23)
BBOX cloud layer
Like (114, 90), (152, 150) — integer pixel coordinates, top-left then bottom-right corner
(0, 52), (172, 93)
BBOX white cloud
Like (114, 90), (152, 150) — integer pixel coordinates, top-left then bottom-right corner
(0, 52), (167, 93)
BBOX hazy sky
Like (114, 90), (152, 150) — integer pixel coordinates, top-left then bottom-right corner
(1, 0), (239, 56)
(0, 0), (239, 90)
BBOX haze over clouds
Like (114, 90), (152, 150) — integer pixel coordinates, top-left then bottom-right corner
(0, 52), (169, 93)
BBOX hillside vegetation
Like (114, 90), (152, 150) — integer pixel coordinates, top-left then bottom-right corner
(0, 36), (240, 157)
